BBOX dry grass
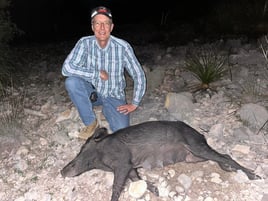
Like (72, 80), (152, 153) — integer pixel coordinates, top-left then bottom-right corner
(0, 81), (26, 136)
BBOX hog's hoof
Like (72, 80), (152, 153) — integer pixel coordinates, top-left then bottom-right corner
(147, 182), (159, 196)
(246, 171), (261, 180)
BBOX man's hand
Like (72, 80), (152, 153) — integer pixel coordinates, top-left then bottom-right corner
(100, 70), (109, 81)
(117, 104), (137, 115)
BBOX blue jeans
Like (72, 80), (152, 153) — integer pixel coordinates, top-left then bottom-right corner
(65, 76), (129, 132)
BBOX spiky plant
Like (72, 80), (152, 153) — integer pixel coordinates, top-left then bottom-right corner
(185, 44), (228, 91)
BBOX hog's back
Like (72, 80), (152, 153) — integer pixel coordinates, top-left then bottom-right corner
(114, 121), (202, 169)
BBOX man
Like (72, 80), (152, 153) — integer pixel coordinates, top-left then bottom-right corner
(62, 6), (146, 139)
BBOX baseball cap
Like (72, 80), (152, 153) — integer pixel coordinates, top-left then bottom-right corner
(91, 6), (112, 19)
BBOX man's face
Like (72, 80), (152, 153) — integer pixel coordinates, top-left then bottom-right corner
(92, 14), (114, 43)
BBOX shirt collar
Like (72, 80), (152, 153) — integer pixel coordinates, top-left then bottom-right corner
(94, 36), (111, 51)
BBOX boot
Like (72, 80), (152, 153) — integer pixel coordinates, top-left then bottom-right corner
(78, 119), (99, 140)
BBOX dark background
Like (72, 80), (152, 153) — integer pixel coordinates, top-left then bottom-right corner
(8, 0), (268, 44)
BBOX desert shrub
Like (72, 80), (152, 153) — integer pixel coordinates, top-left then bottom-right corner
(0, 81), (26, 136)
(185, 44), (229, 91)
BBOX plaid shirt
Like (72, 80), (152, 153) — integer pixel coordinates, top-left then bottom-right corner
(62, 35), (146, 106)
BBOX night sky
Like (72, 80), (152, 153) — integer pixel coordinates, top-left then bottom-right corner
(8, 0), (268, 43)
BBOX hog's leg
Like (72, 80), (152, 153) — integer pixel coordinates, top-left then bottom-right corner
(128, 168), (159, 196)
(187, 141), (260, 180)
(110, 165), (132, 201)
(182, 125), (260, 180)
(216, 153), (261, 180)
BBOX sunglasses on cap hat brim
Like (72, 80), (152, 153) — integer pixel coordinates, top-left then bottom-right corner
(91, 6), (112, 19)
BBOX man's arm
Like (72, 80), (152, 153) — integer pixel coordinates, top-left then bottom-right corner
(122, 44), (147, 110)
(108, 36), (146, 108)
(62, 38), (92, 81)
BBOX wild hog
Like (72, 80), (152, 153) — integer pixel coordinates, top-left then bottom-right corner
(61, 120), (260, 201)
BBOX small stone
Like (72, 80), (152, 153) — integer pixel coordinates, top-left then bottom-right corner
(55, 108), (72, 123)
(168, 169), (176, 178)
(191, 170), (204, 179)
(14, 159), (28, 171)
(204, 197), (215, 201)
(232, 144), (250, 154)
(128, 180), (147, 199)
(158, 185), (170, 197)
(14, 197), (25, 201)
(40, 137), (48, 146)
(16, 146), (29, 156)
(174, 195), (184, 201)
(177, 174), (192, 190)
(210, 173), (222, 184)
(233, 170), (249, 183)
(175, 185), (185, 193)
(169, 191), (177, 198)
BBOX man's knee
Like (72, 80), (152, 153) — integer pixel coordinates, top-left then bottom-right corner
(65, 77), (80, 92)
(110, 115), (129, 132)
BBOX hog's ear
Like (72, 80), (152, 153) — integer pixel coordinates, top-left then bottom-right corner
(93, 127), (109, 142)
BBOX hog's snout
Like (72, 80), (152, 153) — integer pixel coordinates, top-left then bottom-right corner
(60, 168), (69, 178)
(60, 166), (72, 178)
(60, 162), (79, 178)
(60, 169), (66, 178)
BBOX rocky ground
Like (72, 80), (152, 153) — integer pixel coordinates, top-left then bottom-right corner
(1, 37), (268, 201)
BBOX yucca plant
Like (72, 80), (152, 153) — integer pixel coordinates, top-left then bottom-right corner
(185, 44), (228, 91)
